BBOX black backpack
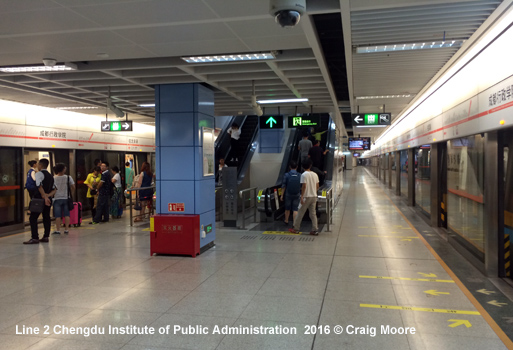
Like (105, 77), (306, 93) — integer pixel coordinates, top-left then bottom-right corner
(286, 171), (301, 196)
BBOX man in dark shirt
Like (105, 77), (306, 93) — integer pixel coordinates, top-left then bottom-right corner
(24, 159), (57, 244)
(308, 139), (329, 170)
(92, 161), (112, 224)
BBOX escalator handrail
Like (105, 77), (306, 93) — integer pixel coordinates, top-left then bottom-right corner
(237, 116), (260, 181)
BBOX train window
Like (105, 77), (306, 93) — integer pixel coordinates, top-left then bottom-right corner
(0, 147), (23, 227)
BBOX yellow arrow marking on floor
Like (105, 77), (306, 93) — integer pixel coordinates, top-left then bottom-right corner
(487, 300), (507, 307)
(448, 319), (472, 328)
(360, 304), (480, 315)
(359, 275), (455, 283)
(262, 231), (301, 236)
(358, 235), (419, 239)
(418, 273), (437, 278)
(424, 289), (450, 296)
(476, 289), (495, 295)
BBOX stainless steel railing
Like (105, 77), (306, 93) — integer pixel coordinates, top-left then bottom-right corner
(126, 185), (156, 226)
(239, 187), (258, 229)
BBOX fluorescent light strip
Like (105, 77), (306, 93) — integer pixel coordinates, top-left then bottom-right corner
(257, 98), (308, 104)
(0, 63), (77, 73)
(356, 40), (463, 54)
(56, 106), (99, 110)
(138, 103), (155, 107)
(182, 52), (275, 63)
(355, 125), (388, 128)
(356, 95), (412, 100)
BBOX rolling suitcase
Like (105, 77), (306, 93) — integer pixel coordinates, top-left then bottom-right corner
(64, 202), (82, 227)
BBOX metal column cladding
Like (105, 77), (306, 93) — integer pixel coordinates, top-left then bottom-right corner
(154, 83), (216, 249)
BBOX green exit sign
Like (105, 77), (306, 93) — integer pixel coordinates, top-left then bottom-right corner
(205, 224), (213, 234)
(287, 115), (320, 127)
(101, 121), (133, 132)
(259, 115), (283, 129)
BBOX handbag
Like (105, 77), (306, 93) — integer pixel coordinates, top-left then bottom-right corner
(67, 175), (74, 209)
(29, 198), (45, 213)
(134, 195), (142, 211)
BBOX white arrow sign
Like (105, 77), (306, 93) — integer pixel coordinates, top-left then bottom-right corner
(122, 122), (130, 130)
(354, 115), (363, 124)
(102, 124), (109, 130)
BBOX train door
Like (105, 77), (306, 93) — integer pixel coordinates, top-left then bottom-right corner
(502, 129), (513, 278)
(0, 147), (23, 234)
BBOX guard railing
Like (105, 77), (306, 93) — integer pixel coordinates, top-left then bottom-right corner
(239, 187), (258, 229)
(126, 185), (156, 226)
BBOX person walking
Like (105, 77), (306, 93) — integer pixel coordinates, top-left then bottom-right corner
(280, 161), (301, 225)
(24, 159), (56, 244)
(134, 162), (153, 222)
(91, 162), (112, 224)
(52, 163), (75, 235)
(85, 166), (101, 221)
(298, 131), (312, 170)
(289, 158), (320, 236)
(110, 166), (123, 218)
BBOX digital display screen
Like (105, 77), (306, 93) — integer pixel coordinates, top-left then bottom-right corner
(348, 137), (371, 150)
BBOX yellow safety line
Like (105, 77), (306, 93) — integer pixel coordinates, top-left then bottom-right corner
(359, 275), (455, 283)
(360, 303), (480, 315)
(358, 235), (419, 239)
(379, 184), (513, 348)
(262, 231), (301, 236)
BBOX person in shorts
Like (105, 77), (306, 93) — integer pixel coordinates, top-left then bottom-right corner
(280, 161), (301, 225)
(52, 163), (75, 234)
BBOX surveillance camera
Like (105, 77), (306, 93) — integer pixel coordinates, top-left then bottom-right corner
(269, 0), (306, 28)
(42, 58), (57, 67)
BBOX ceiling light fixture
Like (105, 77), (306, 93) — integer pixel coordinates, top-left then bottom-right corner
(138, 103), (155, 107)
(56, 106), (99, 110)
(181, 52), (276, 63)
(0, 62), (77, 73)
(257, 98), (308, 104)
(356, 40), (463, 54)
(356, 95), (412, 100)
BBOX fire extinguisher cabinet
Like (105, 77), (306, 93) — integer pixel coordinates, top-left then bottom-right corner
(150, 214), (200, 257)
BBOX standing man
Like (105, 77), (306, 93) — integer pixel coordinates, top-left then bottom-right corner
(125, 161), (135, 189)
(280, 161), (301, 225)
(308, 139), (329, 170)
(24, 159), (56, 244)
(289, 158), (320, 236)
(298, 131), (312, 171)
(92, 161), (112, 224)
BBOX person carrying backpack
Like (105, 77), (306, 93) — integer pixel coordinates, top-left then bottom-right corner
(25, 160), (38, 199)
(280, 160), (301, 225)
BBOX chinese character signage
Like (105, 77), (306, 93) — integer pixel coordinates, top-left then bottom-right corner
(101, 121), (133, 132)
(352, 113), (391, 126)
(287, 115), (320, 127)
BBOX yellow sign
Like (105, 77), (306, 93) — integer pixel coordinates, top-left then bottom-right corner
(359, 275), (454, 283)
(448, 319), (472, 328)
(424, 289), (450, 296)
(258, 190), (263, 203)
(322, 190), (326, 197)
(263, 231), (301, 235)
(360, 304), (480, 315)
(150, 217), (154, 232)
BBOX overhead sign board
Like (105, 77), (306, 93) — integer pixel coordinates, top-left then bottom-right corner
(101, 121), (133, 132)
(259, 115), (283, 129)
(352, 113), (391, 126)
(288, 115), (320, 127)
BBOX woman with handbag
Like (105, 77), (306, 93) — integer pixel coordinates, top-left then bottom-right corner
(84, 166), (101, 220)
(52, 163), (75, 235)
(134, 162), (153, 222)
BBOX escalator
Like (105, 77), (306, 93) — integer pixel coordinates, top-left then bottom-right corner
(215, 115), (259, 184)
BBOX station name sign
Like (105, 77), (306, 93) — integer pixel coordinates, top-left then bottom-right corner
(352, 113), (391, 126)
(101, 121), (133, 132)
(288, 115), (320, 127)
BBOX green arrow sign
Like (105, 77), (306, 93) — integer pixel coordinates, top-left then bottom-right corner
(266, 116), (277, 128)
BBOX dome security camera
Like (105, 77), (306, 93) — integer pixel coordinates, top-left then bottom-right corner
(269, 0), (306, 28)
(42, 58), (57, 67)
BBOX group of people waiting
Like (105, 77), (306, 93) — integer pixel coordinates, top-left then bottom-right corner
(23, 158), (154, 244)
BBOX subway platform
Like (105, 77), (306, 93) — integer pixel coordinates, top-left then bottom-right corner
(0, 169), (511, 349)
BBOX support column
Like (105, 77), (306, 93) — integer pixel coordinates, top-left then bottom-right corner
(395, 151), (401, 196)
(388, 152), (393, 189)
(484, 131), (500, 276)
(153, 83), (216, 254)
(430, 143), (441, 227)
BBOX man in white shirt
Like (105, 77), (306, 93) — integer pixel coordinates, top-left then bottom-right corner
(227, 123), (241, 163)
(289, 158), (320, 235)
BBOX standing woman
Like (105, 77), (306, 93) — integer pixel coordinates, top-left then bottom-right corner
(134, 162), (153, 222)
(227, 122), (241, 163)
(110, 166), (123, 218)
(52, 163), (75, 235)
(84, 166), (100, 220)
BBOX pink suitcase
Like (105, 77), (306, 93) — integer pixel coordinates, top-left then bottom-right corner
(63, 202), (82, 227)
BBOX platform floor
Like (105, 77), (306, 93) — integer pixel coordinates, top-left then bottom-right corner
(0, 169), (510, 349)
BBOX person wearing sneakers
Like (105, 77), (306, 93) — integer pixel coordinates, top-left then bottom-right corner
(52, 163), (75, 235)
(280, 160), (301, 226)
(24, 159), (57, 244)
(289, 158), (319, 236)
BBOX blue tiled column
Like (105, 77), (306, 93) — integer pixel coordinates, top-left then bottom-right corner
(154, 84), (215, 248)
